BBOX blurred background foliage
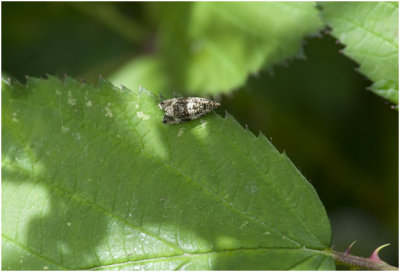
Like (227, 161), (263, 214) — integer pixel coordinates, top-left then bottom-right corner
(2, 2), (398, 267)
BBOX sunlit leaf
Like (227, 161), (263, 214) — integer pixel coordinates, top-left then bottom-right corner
(110, 2), (323, 96)
(321, 2), (398, 105)
(109, 56), (167, 96)
(2, 76), (333, 270)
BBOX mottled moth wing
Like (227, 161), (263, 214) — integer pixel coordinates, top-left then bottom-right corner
(162, 115), (182, 124)
(159, 97), (220, 124)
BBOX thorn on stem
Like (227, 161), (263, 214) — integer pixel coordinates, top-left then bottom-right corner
(369, 243), (390, 262)
(345, 240), (357, 255)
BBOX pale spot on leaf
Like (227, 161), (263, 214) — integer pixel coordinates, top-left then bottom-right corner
(12, 112), (19, 122)
(105, 103), (113, 118)
(67, 91), (76, 106)
(240, 221), (248, 230)
(62, 126), (70, 132)
(137, 111), (150, 120)
(177, 128), (185, 137)
(200, 119), (208, 128)
(72, 132), (81, 141)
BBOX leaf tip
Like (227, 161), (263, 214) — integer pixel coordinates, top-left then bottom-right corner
(252, 71), (260, 78)
(79, 77), (87, 84)
(137, 85), (156, 98)
(25, 75), (42, 87)
(97, 77), (115, 91)
(224, 110), (234, 120)
(257, 130), (267, 140)
(120, 84), (131, 92)
(315, 31), (323, 39)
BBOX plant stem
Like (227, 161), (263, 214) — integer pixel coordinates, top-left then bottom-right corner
(331, 250), (398, 270)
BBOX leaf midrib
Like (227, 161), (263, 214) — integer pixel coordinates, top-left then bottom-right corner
(3, 233), (331, 271)
(330, 4), (398, 48)
(86, 246), (331, 270)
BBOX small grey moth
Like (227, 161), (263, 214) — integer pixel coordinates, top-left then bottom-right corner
(158, 97), (221, 124)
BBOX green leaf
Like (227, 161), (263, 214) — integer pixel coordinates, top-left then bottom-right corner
(321, 2), (399, 105)
(109, 56), (168, 96)
(109, 3), (323, 95)
(2, 76), (333, 270)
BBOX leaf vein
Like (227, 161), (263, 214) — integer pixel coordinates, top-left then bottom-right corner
(2, 234), (68, 270)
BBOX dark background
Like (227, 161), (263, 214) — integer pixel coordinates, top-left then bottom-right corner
(2, 2), (398, 267)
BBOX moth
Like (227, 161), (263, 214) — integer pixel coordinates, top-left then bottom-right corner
(158, 97), (221, 124)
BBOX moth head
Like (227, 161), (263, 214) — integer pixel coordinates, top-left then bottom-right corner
(158, 101), (168, 110)
(158, 99), (172, 110)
